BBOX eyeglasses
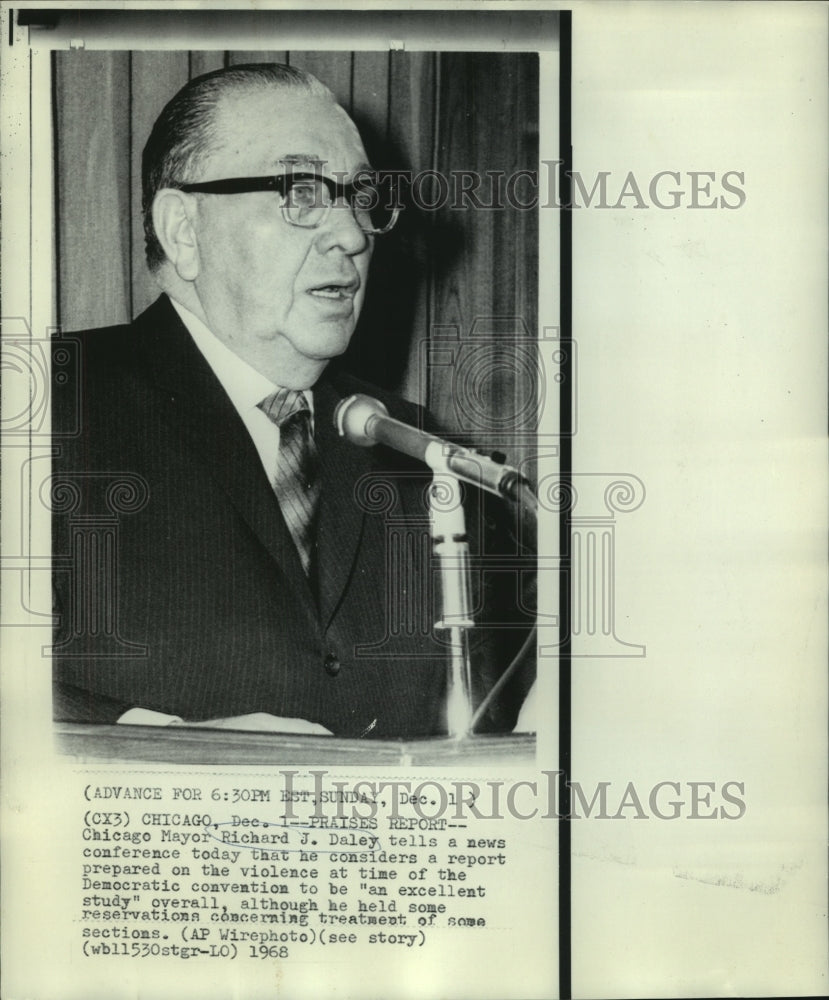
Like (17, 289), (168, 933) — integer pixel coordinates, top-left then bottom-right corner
(178, 171), (401, 235)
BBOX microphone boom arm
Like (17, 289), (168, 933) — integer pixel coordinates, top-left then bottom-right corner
(335, 394), (527, 500)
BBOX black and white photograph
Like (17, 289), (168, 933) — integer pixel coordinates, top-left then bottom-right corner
(48, 44), (547, 762)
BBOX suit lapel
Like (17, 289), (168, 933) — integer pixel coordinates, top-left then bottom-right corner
(131, 297), (314, 608)
(313, 377), (375, 628)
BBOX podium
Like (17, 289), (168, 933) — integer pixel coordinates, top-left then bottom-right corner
(55, 722), (536, 767)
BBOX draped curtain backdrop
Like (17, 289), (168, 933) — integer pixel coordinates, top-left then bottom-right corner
(54, 50), (539, 468)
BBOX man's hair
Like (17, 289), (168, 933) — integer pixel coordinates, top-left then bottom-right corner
(141, 62), (335, 271)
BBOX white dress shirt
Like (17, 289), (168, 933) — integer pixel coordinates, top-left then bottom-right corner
(169, 298), (315, 483)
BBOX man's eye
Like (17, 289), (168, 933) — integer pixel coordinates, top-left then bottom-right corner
(352, 188), (378, 210)
(287, 182), (325, 207)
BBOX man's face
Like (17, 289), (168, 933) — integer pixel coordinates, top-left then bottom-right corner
(187, 87), (373, 382)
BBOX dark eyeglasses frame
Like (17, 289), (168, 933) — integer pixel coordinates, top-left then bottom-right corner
(177, 171), (400, 235)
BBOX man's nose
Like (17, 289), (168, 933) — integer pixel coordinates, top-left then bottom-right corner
(316, 198), (371, 255)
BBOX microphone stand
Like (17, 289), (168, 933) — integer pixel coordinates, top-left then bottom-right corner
(427, 472), (474, 738)
(334, 394), (534, 737)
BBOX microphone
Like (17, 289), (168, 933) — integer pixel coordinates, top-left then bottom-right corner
(334, 393), (527, 500)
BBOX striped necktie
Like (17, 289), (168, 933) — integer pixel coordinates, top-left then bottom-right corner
(258, 388), (320, 577)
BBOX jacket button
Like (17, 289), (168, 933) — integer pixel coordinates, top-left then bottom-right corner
(324, 652), (341, 677)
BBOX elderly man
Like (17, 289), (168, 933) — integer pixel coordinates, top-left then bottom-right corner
(52, 63), (532, 737)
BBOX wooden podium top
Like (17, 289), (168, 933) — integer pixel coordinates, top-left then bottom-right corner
(55, 722), (536, 768)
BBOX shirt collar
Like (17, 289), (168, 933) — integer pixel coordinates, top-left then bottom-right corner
(169, 297), (314, 414)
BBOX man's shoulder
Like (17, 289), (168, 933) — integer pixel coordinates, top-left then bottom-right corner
(51, 297), (185, 441)
(56, 296), (174, 365)
(56, 325), (136, 380)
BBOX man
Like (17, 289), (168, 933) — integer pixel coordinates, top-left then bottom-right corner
(52, 64), (532, 737)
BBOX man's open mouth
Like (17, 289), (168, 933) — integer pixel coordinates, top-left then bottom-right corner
(307, 280), (358, 301)
(309, 286), (352, 300)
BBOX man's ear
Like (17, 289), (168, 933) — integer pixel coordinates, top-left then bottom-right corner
(152, 189), (200, 281)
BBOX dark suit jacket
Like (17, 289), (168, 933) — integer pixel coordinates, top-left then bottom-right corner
(52, 296), (533, 736)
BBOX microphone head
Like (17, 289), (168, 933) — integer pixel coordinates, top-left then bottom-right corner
(334, 393), (390, 446)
